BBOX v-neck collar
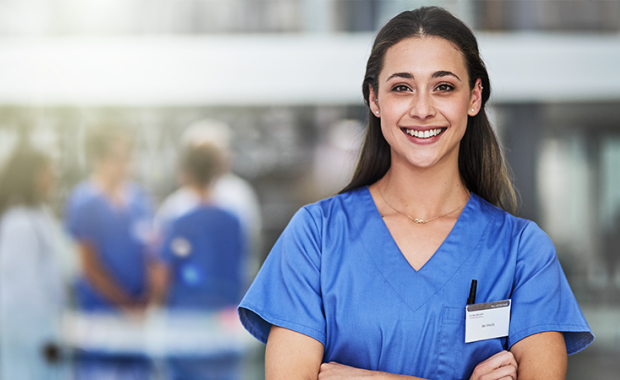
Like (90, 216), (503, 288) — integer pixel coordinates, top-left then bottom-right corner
(355, 186), (491, 314)
(88, 180), (132, 213)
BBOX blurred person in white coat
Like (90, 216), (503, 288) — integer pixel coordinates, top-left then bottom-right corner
(0, 146), (68, 380)
(156, 119), (262, 275)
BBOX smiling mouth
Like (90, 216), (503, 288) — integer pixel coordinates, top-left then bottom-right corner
(402, 127), (446, 139)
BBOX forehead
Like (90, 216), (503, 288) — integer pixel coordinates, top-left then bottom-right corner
(380, 36), (468, 80)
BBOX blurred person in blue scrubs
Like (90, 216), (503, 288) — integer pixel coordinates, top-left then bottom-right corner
(239, 6), (593, 380)
(152, 142), (247, 380)
(65, 124), (154, 379)
(0, 146), (68, 380)
(156, 119), (262, 277)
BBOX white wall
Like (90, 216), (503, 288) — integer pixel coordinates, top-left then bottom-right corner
(0, 33), (618, 106)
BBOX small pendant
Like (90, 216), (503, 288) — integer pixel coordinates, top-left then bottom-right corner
(412, 219), (426, 224)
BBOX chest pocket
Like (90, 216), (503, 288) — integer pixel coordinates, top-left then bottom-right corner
(435, 307), (506, 380)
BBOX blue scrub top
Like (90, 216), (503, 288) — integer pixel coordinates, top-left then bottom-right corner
(239, 187), (593, 379)
(65, 181), (153, 311)
(160, 205), (247, 310)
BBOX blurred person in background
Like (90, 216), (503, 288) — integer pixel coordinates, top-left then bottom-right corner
(152, 142), (247, 380)
(156, 119), (262, 275)
(0, 146), (68, 380)
(64, 124), (154, 379)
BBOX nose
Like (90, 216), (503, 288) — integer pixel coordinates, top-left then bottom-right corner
(408, 91), (435, 120)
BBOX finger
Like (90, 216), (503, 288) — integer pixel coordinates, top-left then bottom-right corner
(319, 362), (342, 373)
(488, 350), (518, 369)
(471, 351), (517, 379)
(319, 362), (331, 373)
(486, 362), (517, 380)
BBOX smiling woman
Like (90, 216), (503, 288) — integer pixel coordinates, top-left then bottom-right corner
(369, 36), (475, 176)
(238, 6), (594, 380)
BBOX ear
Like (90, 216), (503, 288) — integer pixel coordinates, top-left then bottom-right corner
(468, 78), (483, 117)
(368, 85), (380, 117)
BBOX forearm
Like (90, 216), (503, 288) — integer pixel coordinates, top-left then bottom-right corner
(146, 261), (170, 306)
(266, 325), (428, 380)
(84, 266), (139, 306)
(79, 243), (140, 307)
(318, 362), (426, 380)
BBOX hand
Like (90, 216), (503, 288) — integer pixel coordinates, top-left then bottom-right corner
(120, 301), (148, 321)
(318, 362), (378, 379)
(41, 342), (62, 364)
(469, 350), (518, 380)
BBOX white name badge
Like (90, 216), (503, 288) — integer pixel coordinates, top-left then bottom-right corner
(465, 300), (511, 343)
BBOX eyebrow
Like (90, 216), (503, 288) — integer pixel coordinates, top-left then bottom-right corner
(385, 72), (413, 82)
(385, 70), (461, 82)
(432, 70), (461, 81)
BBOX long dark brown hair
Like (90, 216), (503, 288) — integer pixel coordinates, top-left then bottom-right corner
(0, 146), (50, 216)
(341, 6), (516, 213)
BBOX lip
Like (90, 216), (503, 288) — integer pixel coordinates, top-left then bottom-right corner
(400, 126), (447, 145)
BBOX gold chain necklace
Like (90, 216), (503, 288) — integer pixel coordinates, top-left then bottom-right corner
(377, 185), (469, 224)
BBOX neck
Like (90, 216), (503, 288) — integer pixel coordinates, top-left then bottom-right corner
(375, 159), (469, 221)
(92, 172), (123, 200)
(186, 183), (212, 203)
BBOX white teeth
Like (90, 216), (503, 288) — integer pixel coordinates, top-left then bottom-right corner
(406, 128), (443, 139)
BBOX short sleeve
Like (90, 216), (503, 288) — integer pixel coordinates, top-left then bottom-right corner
(64, 192), (81, 239)
(238, 207), (325, 346)
(66, 198), (99, 243)
(159, 218), (188, 266)
(508, 222), (594, 354)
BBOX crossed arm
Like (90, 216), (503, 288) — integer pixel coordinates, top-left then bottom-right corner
(78, 241), (155, 312)
(265, 325), (566, 380)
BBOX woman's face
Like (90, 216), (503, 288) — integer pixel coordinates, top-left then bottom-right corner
(98, 137), (133, 183)
(369, 36), (482, 172)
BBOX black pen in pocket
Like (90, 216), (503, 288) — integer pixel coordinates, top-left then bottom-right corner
(467, 279), (477, 305)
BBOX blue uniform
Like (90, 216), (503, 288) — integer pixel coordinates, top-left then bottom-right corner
(65, 181), (153, 311)
(161, 205), (247, 310)
(65, 181), (154, 379)
(239, 187), (593, 379)
(160, 205), (247, 380)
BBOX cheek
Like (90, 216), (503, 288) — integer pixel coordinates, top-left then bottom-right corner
(439, 97), (470, 124)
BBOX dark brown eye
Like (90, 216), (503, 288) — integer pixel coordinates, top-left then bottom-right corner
(436, 84), (455, 92)
(392, 85), (411, 92)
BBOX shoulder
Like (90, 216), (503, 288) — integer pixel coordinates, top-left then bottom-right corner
(215, 173), (254, 194)
(66, 182), (98, 207)
(275, 189), (368, 251)
(471, 194), (543, 238)
(1, 207), (32, 229)
(282, 189), (363, 237)
(126, 182), (151, 202)
(471, 194), (555, 262)
(213, 174), (260, 209)
(177, 205), (240, 227)
(157, 188), (198, 219)
(0, 207), (45, 243)
(162, 188), (196, 206)
(298, 188), (366, 222)
(124, 182), (154, 213)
